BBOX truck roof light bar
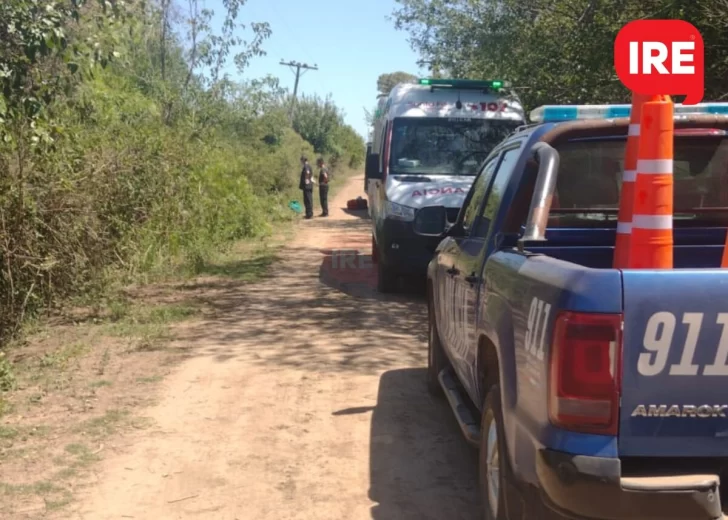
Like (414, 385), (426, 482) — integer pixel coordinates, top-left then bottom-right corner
(417, 78), (511, 91)
(530, 103), (728, 123)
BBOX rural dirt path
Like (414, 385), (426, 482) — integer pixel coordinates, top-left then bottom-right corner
(62, 174), (480, 520)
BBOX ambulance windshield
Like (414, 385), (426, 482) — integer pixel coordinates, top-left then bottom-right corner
(389, 117), (522, 176)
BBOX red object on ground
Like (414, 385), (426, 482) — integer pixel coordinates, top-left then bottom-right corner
(347, 197), (368, 210)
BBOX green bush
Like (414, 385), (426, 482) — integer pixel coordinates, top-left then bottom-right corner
(0, 0), (363, 345)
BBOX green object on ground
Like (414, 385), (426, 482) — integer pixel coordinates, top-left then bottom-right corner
(289, 201), (303, 214)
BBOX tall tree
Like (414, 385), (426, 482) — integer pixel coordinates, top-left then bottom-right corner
(392, 0), (728, 110)
(376, 71), (417, 96)
(364, 72), (416, 134)
(291, 93), (343, 154)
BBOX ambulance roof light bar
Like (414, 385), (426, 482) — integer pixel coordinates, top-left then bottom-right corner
(418, 78), (511, 91)
(530, 103), (728, 123)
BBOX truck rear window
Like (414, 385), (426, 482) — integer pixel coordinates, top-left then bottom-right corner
(550, 133), (728, 227)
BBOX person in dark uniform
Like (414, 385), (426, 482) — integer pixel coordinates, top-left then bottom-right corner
(299, 155), (314, 219)
(317, 157), (330, 217)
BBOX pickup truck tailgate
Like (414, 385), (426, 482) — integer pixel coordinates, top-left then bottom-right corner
(620, 270), (728, 457)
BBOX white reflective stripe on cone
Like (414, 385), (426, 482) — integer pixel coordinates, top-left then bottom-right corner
(636, 159), (673, 175)
(616, 222), (632, 234)
(629, 124), (640, 136)
(632, 214), (673, 230)
(622, 169), (637, 182)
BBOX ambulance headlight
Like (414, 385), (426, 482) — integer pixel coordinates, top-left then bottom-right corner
(385, 201), (416, 222)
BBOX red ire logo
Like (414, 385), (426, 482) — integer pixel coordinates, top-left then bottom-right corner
(614, 20), (704, 105)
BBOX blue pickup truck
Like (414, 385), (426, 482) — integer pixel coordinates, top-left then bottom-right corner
(416, 103), (728, 520)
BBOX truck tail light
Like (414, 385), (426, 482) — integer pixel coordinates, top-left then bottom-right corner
(548, 311), (622, 436)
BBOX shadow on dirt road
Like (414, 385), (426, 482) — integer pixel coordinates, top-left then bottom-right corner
(164, 212), (428, 373)
(367, 368), (480, 520)
(67, 175), (479, 520)
(340, 207), (370, 219)
(316, 215), (427, 300)
(317, 249), (426, 300)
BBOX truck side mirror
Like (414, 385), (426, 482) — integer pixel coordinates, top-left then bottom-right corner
(519, 142), (560, 249)
(413, 206), (447, 237)
(365, 153), (382, 180)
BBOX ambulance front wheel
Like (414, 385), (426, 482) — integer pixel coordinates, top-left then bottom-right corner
(377, 257), (397, 293)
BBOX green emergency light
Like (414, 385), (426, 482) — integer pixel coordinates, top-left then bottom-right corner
(417, 78), (509, 90)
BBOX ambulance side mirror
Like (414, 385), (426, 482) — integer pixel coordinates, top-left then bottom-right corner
(365, 153), (382, 180)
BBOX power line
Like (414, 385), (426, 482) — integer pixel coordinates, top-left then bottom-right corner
(268, 0), (316, 66)
(279, 60), (318, 119)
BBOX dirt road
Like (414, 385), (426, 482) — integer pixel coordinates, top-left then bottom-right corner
(62, 174), (480, 520)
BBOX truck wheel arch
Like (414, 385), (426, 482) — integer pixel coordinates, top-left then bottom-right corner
(478, 336), (500, 402)
(477, 334), (526, 520)
(477, 296), (518, 413)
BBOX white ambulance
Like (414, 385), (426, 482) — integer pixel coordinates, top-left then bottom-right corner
(364, 78), (526, 292)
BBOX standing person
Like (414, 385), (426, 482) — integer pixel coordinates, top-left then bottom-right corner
(317, 157), (330, 217)
(299, 155), (314, 219)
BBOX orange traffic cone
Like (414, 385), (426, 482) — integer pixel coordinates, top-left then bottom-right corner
(628, 95), (674, 269)
(721, 231), (728, 267)
(613, 92), (650, 268)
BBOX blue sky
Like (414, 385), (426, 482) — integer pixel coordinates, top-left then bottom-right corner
(203, 0), (425, 139)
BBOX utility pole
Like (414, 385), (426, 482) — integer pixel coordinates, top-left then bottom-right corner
(279, 60), (318, 120)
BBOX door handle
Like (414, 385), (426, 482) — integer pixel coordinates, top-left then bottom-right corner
(446, 266), (459, 276)
(465, 273), (480, 285)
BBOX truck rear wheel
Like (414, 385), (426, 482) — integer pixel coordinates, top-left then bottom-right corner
(426, 298), (447, 397)
(480, 384), (508, 520)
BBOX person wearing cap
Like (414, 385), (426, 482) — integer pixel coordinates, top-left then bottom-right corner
(299, 155), (314, 219)
(317, 157), (330, 217)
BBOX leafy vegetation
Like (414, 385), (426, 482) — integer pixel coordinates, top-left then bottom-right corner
(0, 0), (364, 345)
(392, 0), (728, 109)
(364, 71), (418, 129)
(377, 71), (418, 96)
(291, 93), (365, 170)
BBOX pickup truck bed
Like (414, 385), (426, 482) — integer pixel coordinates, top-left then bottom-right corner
(419, 114), (728, 520)
(529, 227), (728, 268)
